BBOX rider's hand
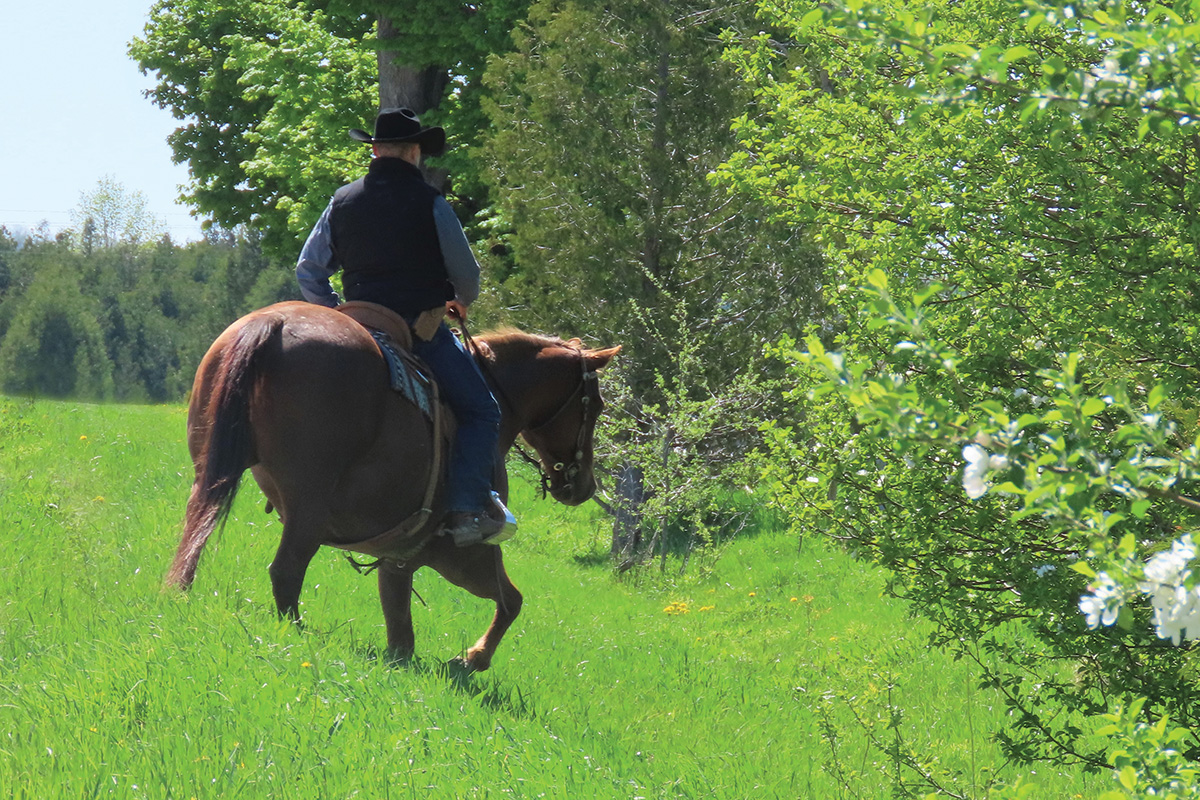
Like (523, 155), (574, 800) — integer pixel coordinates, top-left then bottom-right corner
(446, 300), (468, 321)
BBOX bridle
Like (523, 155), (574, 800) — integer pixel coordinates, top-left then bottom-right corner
(513, 352), (601, 498)
(457, 319), (601, 499)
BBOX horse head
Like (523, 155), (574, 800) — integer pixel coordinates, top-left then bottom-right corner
(479, 332), (620, 506)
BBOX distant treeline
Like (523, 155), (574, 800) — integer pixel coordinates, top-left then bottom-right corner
(0, 227), (299, 401)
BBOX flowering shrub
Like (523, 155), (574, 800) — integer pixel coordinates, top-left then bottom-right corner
(767, 274), (1200, 789)
(719, 0), (1200, 791)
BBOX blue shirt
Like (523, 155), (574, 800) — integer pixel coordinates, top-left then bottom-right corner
(296, 193), (481, 309)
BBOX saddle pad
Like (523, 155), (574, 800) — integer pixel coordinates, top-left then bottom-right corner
(370, 330), (435, 421)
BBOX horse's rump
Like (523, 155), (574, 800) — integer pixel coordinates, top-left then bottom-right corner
(172, 304), (444, 586)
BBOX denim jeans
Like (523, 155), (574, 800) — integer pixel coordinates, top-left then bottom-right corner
(410, 322), (501, 513)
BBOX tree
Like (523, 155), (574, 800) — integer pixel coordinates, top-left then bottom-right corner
(0, 227), (16, 299)
(0, 226), (294, 402)
(480, 0), (823, 559)
(718, 0), (1200, 786)
(131, 0), (533, 257)
(0, 257), (113, 399)
(69, 177), (165, 250)
(131, 0), (377, 257)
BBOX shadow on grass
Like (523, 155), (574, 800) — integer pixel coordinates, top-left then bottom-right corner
(573, 498), (786, 570)
(338, 637), (533, 717)
(367, 650), (532, 716)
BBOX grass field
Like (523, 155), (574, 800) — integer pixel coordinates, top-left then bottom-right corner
(0, 396), (1104, 798)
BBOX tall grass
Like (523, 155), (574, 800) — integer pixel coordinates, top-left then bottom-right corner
(0, 397), (1101, 798)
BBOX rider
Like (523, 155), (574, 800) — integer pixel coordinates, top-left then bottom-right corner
(295, 107), (511, 547)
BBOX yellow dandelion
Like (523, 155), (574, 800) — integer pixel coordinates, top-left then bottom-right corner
(79, 435), (88, 441)
(92, 496), (105, 503)
(790, 597), (798, 602)
(301, 661), (312, 667)
(663, 601), (690, 615)
(748, 592), (756, 597)
(699, 605), (714, 612)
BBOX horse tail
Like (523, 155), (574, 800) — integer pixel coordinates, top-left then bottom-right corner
(167, 314), (282, 591)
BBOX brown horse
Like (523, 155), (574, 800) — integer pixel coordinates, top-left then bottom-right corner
(166, 301), (619, 672)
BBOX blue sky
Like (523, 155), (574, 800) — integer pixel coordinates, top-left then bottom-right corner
(0, 1), (204, 241)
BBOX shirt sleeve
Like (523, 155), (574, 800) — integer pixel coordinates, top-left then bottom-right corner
(295, 201), (341, 308)
(433, 195), (480, 307)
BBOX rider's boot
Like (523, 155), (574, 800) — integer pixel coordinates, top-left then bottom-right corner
(444, 492), (517, 547)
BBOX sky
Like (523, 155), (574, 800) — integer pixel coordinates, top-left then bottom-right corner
(0, 1), (204, 241)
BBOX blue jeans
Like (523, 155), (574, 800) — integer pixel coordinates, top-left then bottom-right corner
(410, 322), (501, 513)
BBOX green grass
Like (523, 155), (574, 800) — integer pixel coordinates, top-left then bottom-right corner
(0, 396), (1103, 798)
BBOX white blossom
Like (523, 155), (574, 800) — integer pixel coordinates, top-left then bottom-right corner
(962, 444), (1009, 500)
(1143, 535), (1195, 586)
(1081, 535), (1200, 645)
(963, 445), (988, 499)
(1138, 535), (1199, 645)
(1079, 572), (1125, 628)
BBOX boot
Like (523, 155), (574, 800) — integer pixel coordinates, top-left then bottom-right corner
(442, 493), (517, 547)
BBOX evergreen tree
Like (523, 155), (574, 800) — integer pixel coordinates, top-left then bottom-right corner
(0, 229), (290, 401)
(480, 0), (823, 557)
(0, 257), (114, 399)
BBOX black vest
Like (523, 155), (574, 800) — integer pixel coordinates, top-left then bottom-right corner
(330, 158), (453, 316)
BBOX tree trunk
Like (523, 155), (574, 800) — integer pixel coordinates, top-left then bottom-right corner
(611, 462), (645, 564)
(375, 16), (450, 190)
(376, 17), (449, 113)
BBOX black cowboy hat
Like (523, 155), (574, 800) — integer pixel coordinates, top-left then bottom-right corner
(349, 107), (446, 157)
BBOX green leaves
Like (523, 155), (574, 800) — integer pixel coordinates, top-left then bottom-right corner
(813, 0), (1200, 130)
(133, 0), (534, 260)
(1097, 699), (1200, 799)
(725, 0), (1200, 789)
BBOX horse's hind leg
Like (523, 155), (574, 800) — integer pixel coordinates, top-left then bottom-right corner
(425, 539), (523, 673)
(268, 520), (323, 620)
(377, 561), (416, 663)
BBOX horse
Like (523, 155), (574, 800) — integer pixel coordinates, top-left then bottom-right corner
(166, 301), (619, 672)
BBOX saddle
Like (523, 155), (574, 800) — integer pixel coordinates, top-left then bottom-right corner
(332, 301), (453, 560)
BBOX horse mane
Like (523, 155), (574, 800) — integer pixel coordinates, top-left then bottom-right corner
(474, 327), (573, 363)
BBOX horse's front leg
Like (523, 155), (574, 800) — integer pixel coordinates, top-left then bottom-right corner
(425, 537), (523, 673)
(377, 560), (416, 663)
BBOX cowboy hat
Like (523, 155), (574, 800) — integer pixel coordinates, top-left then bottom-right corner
(349, 107), (446, 156)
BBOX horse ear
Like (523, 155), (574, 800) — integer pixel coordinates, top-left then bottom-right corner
(583, 345), (621, 370)
(566, 337), (584, 348)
